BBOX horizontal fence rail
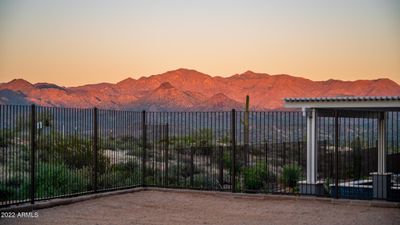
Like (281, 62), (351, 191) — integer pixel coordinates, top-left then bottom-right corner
(0, 105), (399, 207)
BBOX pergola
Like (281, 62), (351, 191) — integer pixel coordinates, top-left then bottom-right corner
(284, 96), (400, 197)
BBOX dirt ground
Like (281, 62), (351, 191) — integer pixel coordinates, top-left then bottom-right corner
(1, 190), (399, 225)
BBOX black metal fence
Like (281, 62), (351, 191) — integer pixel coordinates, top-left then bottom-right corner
(0, 105), (399, 207)
(315, 110), (400, 201)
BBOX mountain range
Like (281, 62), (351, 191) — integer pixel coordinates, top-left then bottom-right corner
(1, 68), (399, 111)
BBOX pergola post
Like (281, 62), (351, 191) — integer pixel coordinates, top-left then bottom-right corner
(306, 108), (317, 184)
(377, 112), (386, 174)
(373, 112), (390, 199)
(299, 108), (323, 195)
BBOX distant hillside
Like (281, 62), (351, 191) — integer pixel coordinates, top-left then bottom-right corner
(1, 68), (399, 111)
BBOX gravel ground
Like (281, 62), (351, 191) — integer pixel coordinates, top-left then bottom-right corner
(1, 190), (399, 225)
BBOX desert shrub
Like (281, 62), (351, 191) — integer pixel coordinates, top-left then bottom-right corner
(169, 161), (200, 179)
(0, 181), (13, 201)
(281, 164), (302, 189)
(20, 145), (31, 162)
(0, 175), (30, 201)
(98, 170), (125, 188)
(0, 129), (12, 148)
(223, 151), (243, 173)
(195, 146), (213, 155)
(35, 162), (91, 198)
(170, 136), (195, 149)
(222, 151), (231, 169)
(115, 136), (139, 150)
(141, 166), (163, 186)
(99, 136), (142, 151)
(98, 170), (141, 189)
(125, 147), (143, 157)
(37, 133), (110, 174)
(219, 134), (231, 145)
(171, 129), (213, 149)
(113, 160), (140, 173)
(195, 129), (213, 147)
(98, 161), (141, 189)
(191, 174), (218, 189)
(323, 177), (332, 195)
(243, 161), (271, 190)
(144, 175), (156, 186)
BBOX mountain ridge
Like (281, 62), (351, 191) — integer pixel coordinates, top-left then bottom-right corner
(1, 68), (399, 111)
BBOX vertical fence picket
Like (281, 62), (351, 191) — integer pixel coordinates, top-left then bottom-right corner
(334, 110), (339, 199)
(164, 123), (169, 187)
(231, 109), (236, 193)
(93, 107), (98, 192)
(142, 110), (146, 187)
(218, 145), (224, 189)
(30, 104), (36, 204)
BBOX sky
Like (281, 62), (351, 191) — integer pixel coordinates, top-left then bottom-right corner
(0, 0), (399, 86)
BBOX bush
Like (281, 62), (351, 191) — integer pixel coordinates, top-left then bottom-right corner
(113, 160), (140, 173)
(281, 164), (302, 189)
(125, 147), (143, 157)
(191, 174), (219, 189)
(243, 161), (270, 190)
(195, 146), (213, 155)
(98, 161), (141, 189)
(223, 151), (243, 173)
(323, 177), (332, 195)
(0, 129), (12, 148)
(0, 182), (14, 201)
(143, 166), (165, 186)
(37, 133), (110, 173)
(196, 129), (213, 147)
(169, 161), (200, 179)
(0, 175), (30, 201)
(99, 136), (142, 151)
(35, 162), (91, 198)
(98, 170), (141, 189)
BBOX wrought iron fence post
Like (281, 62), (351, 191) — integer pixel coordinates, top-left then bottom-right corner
(30, 104), (36, 204)
(231, 109), (237, 193)
(190, 146), (194, 187)
(334, 110), (339, 199)
(164, 123), (169, 187)
(265, 142), (268, 171)
(218, 145), (224, 189)
(93, 107), (98, 192)
(142, 110), (147, 187)
(283, 142), (287, 165)
(297, 141), (301, 167)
